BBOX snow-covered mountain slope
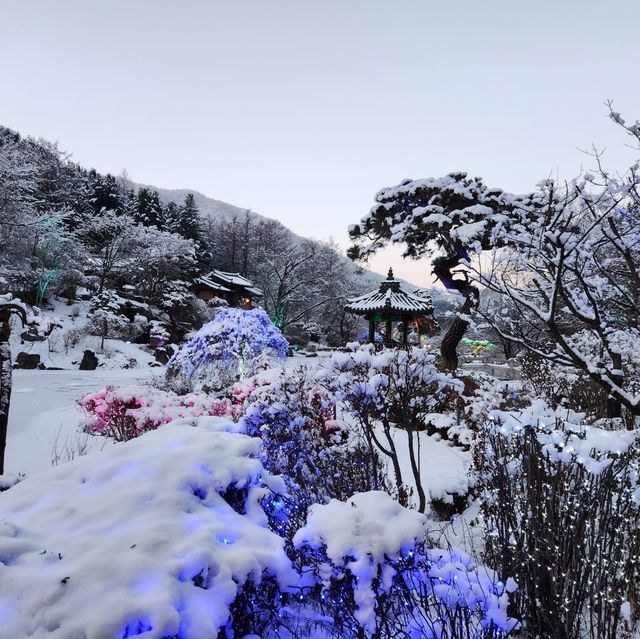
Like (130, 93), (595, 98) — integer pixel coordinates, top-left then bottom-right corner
(135, 184), (457, 302)
(137, 183), (280, 228)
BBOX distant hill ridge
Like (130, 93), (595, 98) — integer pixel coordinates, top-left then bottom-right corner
(136, 182), (454, 305)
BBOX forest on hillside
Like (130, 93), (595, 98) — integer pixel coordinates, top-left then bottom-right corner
(0, 126), (373, 346)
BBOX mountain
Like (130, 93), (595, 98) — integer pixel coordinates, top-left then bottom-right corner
(138, 182), (436, 292)
(138, 184), (270, 226)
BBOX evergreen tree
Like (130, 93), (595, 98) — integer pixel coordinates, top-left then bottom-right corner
(89, 172), (125, 215)
(164, 201), (180, 234)
(176, 193), (201, 241)
(135, 187), (164, 228)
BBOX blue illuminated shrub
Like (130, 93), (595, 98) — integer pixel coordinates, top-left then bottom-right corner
(167, 307), (289, 392)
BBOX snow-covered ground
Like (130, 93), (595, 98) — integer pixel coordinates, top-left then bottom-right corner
(9, 297), (158, 371)
(386, 425), (470, 506)
(6, 368), (156, 476)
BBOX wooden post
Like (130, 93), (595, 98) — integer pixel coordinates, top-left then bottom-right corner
(368, 318), (375, 344)
(385, 315), (392, 347)
(402, 317), (409, 346)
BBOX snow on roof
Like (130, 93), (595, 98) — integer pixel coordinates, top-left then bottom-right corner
(346, 269), (434, 315)
(195, 275), (232, 293)
(200, 269), (263, 297)
(216, 271), (254, 287)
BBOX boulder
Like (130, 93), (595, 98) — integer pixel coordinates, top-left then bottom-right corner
(15, 352), (41, 369)
(79, 350), (98, 371)
(20, 328), (46, 342)
(154, 348), (170, 365)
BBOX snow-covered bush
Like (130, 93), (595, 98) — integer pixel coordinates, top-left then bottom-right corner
(0, 424), (296, 639)
(79, 384), (233, 441)
(291, 491), (519, 638)
(518, 327), (640, 427)
(167, 307), (288, 393)
(242, 366), (388, 539)
(476, 406), (640, 638)
(321, 345), (459, 513)
(149, 320), (170, 349)
(356, 330), (383, 344)
(87, 289), (132, 346)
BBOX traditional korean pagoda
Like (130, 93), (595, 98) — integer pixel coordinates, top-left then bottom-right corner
(345, 268), (436, 346)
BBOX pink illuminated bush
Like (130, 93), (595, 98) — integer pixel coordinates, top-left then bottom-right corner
(79, 385), (233, 442)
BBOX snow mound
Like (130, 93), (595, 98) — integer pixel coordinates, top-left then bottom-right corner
(0, 423), (293, 639)
(294, 492), (518, 636)
(294, 491), (427, 632)
(294, 491), (427, 564)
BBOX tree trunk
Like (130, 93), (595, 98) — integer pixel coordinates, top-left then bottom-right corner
(606, 352), (624, 421)
(440, 284), (479, 371)
(432, 252), (479, 372)
(0, 314), (13, 475)
(406, 429), (426, 513)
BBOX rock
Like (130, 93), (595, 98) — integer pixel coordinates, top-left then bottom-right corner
(20, 328), (46, 342)
(15, 352), (41, 369)
(79, 350), (98, 371)
(154, 348), (170, 365)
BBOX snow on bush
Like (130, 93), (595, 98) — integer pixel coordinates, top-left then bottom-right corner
(477, 404), (640, 638)
(79, 384), (234, 441)
(242, 366), (388, 539)
(0, 423), (295, 639)
(320, 345), (461, 513)
(149, 320), (170, 349)
(166, 307), (289, 393)
(293, 491), (518, 638)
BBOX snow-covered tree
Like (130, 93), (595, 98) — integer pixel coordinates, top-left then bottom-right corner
(129, 226), (197, 303)
(475, 177), (640, 419)
(321, 345), (458, 513)
(31, 213), (81, 306)
(134, 187), (164, 229)
(88, 290), (131, 349)
(78, 212), (139, 294)
(349, 110), (640, 419)
(348, 172), (540, 370)
(176, 193), (202, 241)
(87, 171), (126, 216)
(167, 308), (288, 392)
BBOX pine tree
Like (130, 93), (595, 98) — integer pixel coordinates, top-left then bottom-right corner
(135, 187), (164, 229)
(164, 201), (180, 234)
(89, 172), (125, 215)
(176, 193), (201, 241)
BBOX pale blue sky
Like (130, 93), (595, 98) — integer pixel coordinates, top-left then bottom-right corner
(1, 0), (639, 284)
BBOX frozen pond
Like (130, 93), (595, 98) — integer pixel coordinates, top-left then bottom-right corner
(6, 368), (157, 476)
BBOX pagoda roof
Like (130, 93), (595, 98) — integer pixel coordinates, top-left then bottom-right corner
(196, 269), (263, 297)
(346, 269), (434, 315)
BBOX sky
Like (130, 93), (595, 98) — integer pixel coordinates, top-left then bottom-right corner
(1, 0), (639, 285)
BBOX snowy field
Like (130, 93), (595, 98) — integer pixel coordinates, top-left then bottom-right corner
(6, 368), (156, 476)
(6, 354), (470, 512)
